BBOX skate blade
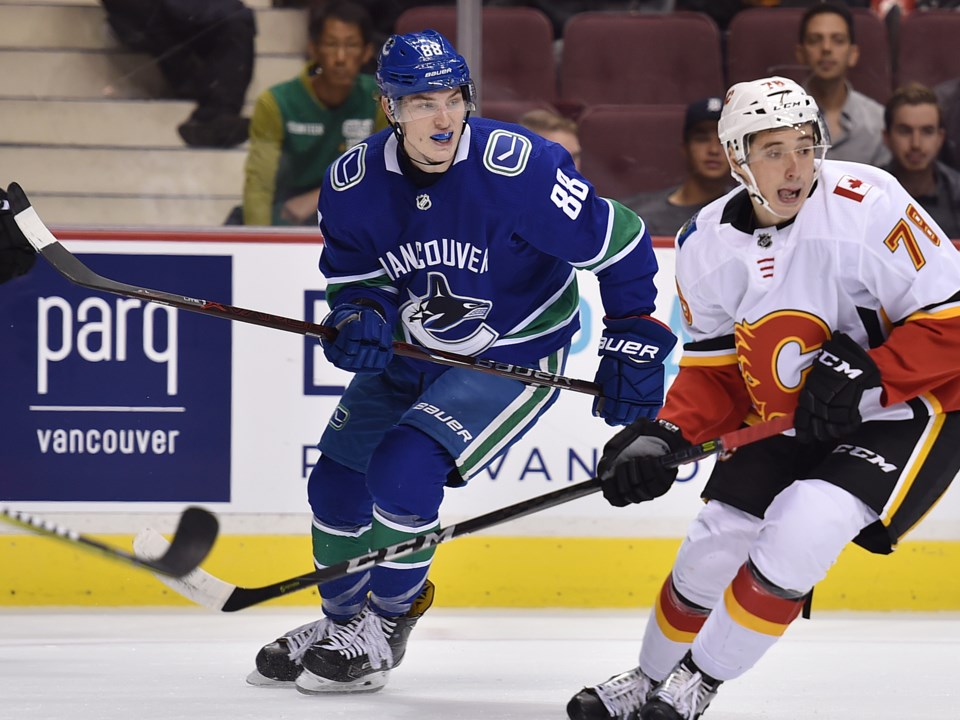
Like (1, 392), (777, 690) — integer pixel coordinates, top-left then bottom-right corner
(295, 669), (389, 695)
(245, 669), (296, 688)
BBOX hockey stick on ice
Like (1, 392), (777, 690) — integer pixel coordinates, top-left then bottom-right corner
(8, 183), (600, 397)
(1, 506), (219, 578)
(134, 415), (793, 611)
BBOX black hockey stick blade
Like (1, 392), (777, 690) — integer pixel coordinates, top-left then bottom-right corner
(1, 506), (219, 578)
(135, 415), (793, 611)
(8, 182), (600, 397)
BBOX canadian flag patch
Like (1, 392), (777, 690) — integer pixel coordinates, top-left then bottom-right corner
(833, 175), (873, 202)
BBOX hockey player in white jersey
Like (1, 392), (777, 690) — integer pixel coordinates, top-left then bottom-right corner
(247, 30), (676, 695)
(568, 76), (960, 720)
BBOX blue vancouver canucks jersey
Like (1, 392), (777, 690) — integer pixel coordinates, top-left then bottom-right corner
(317, 117), (660, 365)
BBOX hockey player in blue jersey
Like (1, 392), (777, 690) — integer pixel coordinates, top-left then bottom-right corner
(247, 29), (676, 694)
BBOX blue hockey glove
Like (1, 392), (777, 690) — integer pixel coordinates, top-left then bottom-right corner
(592, 316), (677, 426)
(321, 300), (393, 374)
(598, 418), (690, 507)
(795, 332), (881, 443)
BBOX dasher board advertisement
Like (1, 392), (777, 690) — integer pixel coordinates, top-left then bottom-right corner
(0, 252), (232, 502)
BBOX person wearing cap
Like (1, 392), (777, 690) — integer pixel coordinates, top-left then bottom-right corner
(623, 97), (734, 237)
(246, 28), (675, 695)
(567, 75), (960, 720)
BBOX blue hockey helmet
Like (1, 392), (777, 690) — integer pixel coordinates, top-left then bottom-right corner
(376, 30), (477, 112)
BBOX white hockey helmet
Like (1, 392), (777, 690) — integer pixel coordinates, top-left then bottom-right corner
(718, 77), (829, 214)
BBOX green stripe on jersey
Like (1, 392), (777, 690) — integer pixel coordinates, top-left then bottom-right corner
(502, 275), (580, 341)
(580, 199), (646, 272)
(325, 276), (394, 306)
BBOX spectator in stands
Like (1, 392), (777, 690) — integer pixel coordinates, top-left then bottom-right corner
(0, 186), (35, 284)
(101, 0), (255, 148)
(243, 1), (388, 226)
(518, 108), (582, 171)
(795, 1), (890, 166)
(883, 82), (960, 238)
(622, 97), (734, 237)
(935, 77), (960, 172)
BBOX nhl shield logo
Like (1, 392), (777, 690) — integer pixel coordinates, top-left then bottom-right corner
(416, 193), (432, 211)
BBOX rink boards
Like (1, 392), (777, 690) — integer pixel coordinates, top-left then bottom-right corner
(1, 230), (958, 609)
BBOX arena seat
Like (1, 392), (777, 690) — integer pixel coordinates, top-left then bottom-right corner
(394, 6), (557, 104)
(897, 10), (960, 91)
(578, 103), (687, 201)
(480, 99), (559, 125)
(559, 12), (723, 108)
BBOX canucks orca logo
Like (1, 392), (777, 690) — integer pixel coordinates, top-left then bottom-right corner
(399, 272), (499, 354)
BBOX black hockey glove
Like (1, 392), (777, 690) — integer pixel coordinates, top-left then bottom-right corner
(795, 332), (882, 443)
(0, 185), (37, 284)
(598, 418), (690, 507)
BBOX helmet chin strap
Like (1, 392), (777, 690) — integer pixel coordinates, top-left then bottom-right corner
(735, 160), (821, 222)
(739, 162), (792, 220)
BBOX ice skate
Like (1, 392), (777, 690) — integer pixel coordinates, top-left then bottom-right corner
(567, 666), (654, 720)
(639, 652), (721, 720)
(295, 579), (435, 694)
(246, 617), (339, 687)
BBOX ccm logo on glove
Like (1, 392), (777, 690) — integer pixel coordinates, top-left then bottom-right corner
(816, 349), (867, 379)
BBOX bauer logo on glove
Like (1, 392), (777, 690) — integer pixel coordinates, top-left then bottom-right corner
(592, 315), (678, 426)
(597, 335), (664, 363)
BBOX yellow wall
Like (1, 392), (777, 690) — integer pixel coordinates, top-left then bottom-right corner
(4, 534), (959, 610)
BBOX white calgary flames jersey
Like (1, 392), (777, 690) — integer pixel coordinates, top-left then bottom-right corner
(664, 159), (960, 442)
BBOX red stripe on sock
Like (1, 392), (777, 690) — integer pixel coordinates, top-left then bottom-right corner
(658, 574), (709, 634)
(730, 563), (805, 626)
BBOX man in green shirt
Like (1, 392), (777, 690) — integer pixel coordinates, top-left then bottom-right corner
(243, 1), (388, 225)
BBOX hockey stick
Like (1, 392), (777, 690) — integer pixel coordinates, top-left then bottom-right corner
(134, 415), (792, 611)
(1, 506), (219, 578)
(8, 183), (599, 397)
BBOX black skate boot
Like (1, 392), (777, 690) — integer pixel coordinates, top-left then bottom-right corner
(295, 579), (435, 694)
(639, 652), (721, 720)
(567, 666), (654, 720)
(246, 617), (339, 687)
